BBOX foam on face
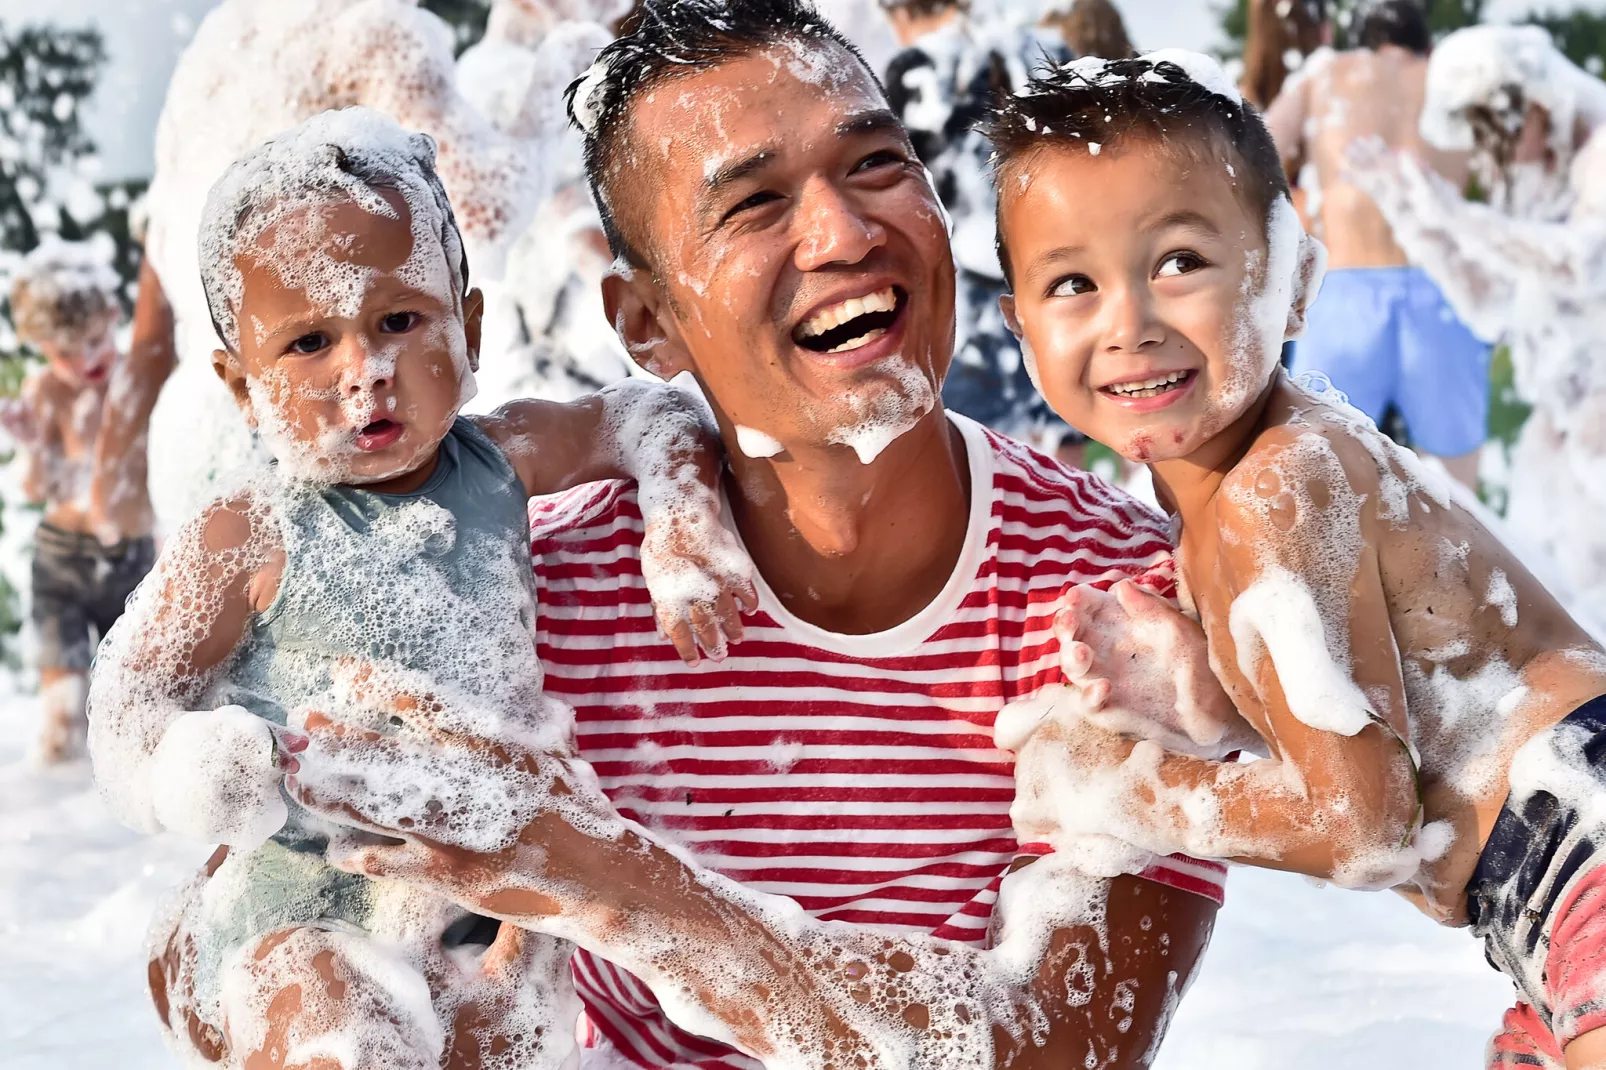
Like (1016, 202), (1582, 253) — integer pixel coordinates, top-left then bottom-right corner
(824, 357), (937, 465)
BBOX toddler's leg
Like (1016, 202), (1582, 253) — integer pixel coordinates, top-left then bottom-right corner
(31, 535), (92, 763)
(220, 926), (444, 1070)
(36, 667), (88, 763)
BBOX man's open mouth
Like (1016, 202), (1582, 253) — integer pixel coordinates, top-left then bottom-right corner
(792, 287), (907, 355)
(1101, 369), (1196, 400)
(356, 418), (404, 451)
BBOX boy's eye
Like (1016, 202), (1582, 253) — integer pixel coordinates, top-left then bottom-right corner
(1049, 274), (1096, 298)
(1157, 252), (1208, 278)
(381, 311), (419, 333)
(288, 332), (328, 355)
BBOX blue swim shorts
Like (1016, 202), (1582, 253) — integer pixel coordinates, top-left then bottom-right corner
(1291, 266), (1490, 457)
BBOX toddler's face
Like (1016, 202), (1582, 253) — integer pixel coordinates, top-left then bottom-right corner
(1000, 138), (1293, 464)
(216, 188), (480, 488)
(39, 325), (116, 391)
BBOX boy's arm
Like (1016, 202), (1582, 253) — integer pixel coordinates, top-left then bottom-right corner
(477, 381), (757, 661)
(1011, 437), (1421, 886)
(288, 701), (1214, 1068)
(6, 376), (53, 506)
(87, 496), (289, 838)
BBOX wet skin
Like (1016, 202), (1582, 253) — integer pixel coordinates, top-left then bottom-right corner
(277, 40), (1218, 1070)
(1001, 136), (1606, 942)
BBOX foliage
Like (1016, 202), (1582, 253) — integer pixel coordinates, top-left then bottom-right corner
(1526, 10), (1606, 74)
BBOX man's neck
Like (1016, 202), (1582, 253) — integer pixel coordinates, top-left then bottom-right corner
(723, 408), (971, 635)
(1148, 377), (1280, 523)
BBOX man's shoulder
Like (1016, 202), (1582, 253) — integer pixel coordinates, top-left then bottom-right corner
(528, 479), (642, 550)
(978, 424), (1172, 546)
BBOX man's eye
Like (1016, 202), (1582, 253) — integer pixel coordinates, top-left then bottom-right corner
(288, 332), (328, 355)
(1157, 252), (1208, 278)
(723, 190), (782, 224)
(381, 311), (419, 333)
(1050, 275), (1096, 298)
(853, 149), (906, 173)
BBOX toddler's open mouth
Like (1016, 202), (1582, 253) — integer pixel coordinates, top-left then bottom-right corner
(355, 418), (404, 452)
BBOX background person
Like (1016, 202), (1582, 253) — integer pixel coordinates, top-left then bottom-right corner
(1265, 0), (1487, 489)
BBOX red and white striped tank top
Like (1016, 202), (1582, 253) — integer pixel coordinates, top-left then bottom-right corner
(529, 413), (1227, 1069)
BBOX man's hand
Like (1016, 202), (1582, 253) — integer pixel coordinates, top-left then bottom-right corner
(1055, 580), (1258, 758)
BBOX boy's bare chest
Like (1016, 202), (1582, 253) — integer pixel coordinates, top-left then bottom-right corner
(1174, 533), (1277, 742)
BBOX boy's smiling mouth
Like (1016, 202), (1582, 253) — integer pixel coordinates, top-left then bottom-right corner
(1100, 368), (1197, 408)
(355, 418), (404, 452)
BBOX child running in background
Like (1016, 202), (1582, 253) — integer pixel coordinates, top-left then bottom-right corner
(6, 241), (153, 763)
(87, 107), (754, 1069)
(988, 53), (1606, 1068)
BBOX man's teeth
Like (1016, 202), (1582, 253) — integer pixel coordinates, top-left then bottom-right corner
(797, 287), (897, 340)
(826, 327), (887, 354)
(1106, 370), (1189, 398)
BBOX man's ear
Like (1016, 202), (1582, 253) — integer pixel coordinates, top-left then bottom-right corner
(999, 293), (1023, 341)
(462, 286), (485, 373)
(601, 263), (692, 380)
(1285, 232), (1328, 340)
(212, 349), (257, 428)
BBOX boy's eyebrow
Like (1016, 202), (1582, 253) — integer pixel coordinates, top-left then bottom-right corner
(1022, 244), (1088, 283)
(1149, 209), (1222, 236)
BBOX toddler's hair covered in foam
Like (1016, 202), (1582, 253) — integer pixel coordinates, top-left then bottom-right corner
(197, 106), (471, 352)
(984, 52), (1290, 286)
(9, 238), (121, 350)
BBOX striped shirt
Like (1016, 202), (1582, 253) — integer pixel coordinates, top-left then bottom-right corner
(529, 413), (1227, 1069)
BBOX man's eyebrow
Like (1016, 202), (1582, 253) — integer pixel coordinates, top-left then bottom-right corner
(836, 108), (904, 139)
(699, 146), (783, 209)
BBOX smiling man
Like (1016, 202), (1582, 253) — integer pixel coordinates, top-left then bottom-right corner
(286, 1), (1226, 1066)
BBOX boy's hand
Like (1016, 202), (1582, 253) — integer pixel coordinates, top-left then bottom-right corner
(1054, 580), (1256, 759)
(147, 706), (307, 849)
(0, 397), (41, 447)
(641, 497), (759, 665)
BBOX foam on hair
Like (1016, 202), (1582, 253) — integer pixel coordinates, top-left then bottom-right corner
(197, 106), (469, 354)
(8, 238), (121, 349)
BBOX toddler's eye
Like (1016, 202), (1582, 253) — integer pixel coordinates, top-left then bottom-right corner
(381, 311), (419, 333)
(1050, 274), (1096, 298)
(1157, 252), (1208, 278)
(289, 332), (328, 355)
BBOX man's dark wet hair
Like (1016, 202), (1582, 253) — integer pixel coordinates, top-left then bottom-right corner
(1354, 0), (1430, 57)
(983, 56), (1290, 288)
(564, 0), (877, 273)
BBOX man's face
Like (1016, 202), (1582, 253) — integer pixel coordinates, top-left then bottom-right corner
(1001, 138), (1308, 463)
(610, 41), (955, 464)
(216, 188), (480, 487)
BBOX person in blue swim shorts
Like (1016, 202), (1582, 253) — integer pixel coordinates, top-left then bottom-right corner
(1264, 0), (1489, 487)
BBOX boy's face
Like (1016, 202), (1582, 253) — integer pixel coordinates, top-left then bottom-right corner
(215, 188), (480, 487)
(1000, 138), (1301, 464)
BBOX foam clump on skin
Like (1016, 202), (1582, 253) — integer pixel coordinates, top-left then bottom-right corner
(148, 706), (288, 850)
(825, 358), (937, 465)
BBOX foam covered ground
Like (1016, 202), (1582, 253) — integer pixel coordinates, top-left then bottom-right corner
(0, 689), (1515, 1070)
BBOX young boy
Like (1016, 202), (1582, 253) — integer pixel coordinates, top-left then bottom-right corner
(87, 107), (754, 1069)
(988, 53), (1606, 1068)
(6, 240), (154, 763)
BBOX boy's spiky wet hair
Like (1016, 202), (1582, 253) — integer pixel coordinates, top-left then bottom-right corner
(9, 239), (121, 349)
(984, 54), (1290, 286)
(564, 0), (875, 271)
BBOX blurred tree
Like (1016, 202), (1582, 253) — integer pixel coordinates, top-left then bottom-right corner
(1526, 10), (1606, 74)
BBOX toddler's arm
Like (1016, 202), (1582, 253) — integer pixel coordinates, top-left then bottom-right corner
(2, 374), (56, 506)
(476, 380), (756, 661)
(88, 494), (294, 845)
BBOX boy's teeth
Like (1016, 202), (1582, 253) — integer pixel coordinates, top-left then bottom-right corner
(1108, 370), (1188, 396)
(798, 287), (897, 339)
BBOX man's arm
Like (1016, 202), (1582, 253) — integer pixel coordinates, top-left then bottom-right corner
(87, 257), (174, 543)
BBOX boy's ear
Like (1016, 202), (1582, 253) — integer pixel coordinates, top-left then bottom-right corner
(462, 287), (485, 373)
(999, 294), (1022, 341)
(211, 349), (257, 428)
(1285, 232), (1328, 340)
(601, 265), (693, 380)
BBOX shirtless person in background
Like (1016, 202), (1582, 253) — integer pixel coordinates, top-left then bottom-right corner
(1265, 0), (1488, 488)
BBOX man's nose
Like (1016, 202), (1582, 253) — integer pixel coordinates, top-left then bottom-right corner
(1102, 280), (1164, 353)
(793, 177), (886, 271)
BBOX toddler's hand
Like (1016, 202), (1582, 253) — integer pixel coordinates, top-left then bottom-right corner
(0, 398), (40, 447)
(641, 498), (758, 665)
(1054, 580), (1250, 758)
(148, 706), (307, 849)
